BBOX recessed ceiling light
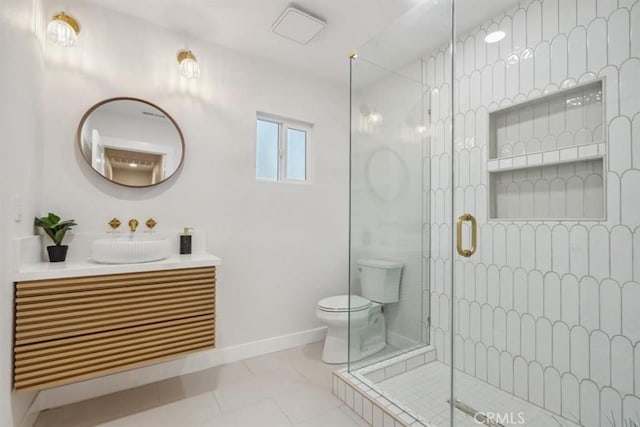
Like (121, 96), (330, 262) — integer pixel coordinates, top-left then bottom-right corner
(485, 30), (506, 44)
(129, 162), (138, 168)
(272, 7), (326, 45)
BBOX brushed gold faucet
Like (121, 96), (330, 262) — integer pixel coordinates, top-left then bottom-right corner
(128, 219), (139, 232)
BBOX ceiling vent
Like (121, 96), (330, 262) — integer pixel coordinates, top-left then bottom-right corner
(272, 6), (326, 45)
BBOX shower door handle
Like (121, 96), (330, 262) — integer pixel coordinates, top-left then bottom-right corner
(456, 214), (477, 258)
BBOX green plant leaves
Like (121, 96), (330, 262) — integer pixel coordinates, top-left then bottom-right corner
(47, 212), (60, 224)
(34, 212), (77, 246)
(57, 219), (78, 227)
(53, 228), (67, 245)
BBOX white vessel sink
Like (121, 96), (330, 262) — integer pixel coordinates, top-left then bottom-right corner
(91, 237), (171, 264)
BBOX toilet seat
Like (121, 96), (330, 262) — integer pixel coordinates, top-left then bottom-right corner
(317, 295), (371, 312)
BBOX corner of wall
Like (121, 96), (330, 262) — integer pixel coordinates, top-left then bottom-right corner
(0, 0), (46, 425)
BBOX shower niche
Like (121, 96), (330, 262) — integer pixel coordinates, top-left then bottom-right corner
(487, 79), (606, 220)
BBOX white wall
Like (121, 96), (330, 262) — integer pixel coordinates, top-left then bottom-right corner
(427, 0), (640, 425)
(40, 0), (349, 349)
(0, 0), (46, 426)
(0, 0), (349, 421)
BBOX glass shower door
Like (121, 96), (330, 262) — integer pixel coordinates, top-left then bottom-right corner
(347, 1), (455, 424)
(450, 1), (640, 426)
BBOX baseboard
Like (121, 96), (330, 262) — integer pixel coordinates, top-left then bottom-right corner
(33, 326), (327, 413)
(387, 330), (420, 349)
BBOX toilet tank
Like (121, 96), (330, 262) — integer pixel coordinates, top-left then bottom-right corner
(357, 259), (403, 303)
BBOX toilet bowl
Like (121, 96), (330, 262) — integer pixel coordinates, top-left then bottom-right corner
(316, 259), (403, 364)
(316, 295), (386, 364)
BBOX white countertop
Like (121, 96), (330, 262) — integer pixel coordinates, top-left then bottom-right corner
(15, 253), (221, 282)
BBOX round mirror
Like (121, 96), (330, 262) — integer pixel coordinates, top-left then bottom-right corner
(365, 147), (408, 201)
(77, 97), (185, 187)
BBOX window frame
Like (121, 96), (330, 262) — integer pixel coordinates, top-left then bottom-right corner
(256, 112), (311, 184)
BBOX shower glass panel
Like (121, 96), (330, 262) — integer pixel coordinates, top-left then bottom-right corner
(344, 1), (640, 426)
(348, 49), (428, 371)
(347, 0), (454, 423)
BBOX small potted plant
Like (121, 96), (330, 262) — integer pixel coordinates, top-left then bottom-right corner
(34, 212), (77, 262)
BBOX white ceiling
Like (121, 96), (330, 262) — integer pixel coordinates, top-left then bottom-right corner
(84, 0), (521, 84)
(355, 0), (522, 85)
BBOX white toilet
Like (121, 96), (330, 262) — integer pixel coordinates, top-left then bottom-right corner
(316, 259), (403, 364)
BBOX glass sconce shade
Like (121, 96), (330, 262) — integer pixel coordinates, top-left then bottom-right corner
(47, 12), (80, 47)
(177, 50), (201, 79)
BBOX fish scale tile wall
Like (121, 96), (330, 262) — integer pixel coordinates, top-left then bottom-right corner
(424, 0), (640, 426)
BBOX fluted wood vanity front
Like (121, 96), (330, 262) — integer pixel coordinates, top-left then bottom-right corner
(14, 266), (216, 392)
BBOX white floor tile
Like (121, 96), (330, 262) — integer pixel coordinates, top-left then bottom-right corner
(244, 348), (296, 375)
(294, 405), (367, 427)
(214, 368), (307, 412)
(208, 361), (255, 388)
(272, 382), (344, 424)
(33, 341), (333, 427)
(99, 392), (220, 427)
(208, 399), (292, 427)
(338, 405), (370, 426)
(35, 383), (160, 427)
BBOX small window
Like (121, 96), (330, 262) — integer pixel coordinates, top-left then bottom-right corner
(256, 113), (310, 182)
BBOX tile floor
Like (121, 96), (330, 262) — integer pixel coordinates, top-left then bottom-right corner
(34, 341), (369, 427)
(375, 361), (580, 427)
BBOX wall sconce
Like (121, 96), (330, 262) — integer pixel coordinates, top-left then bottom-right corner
(47, 12), (80, 47)
(360, 105), (382, 124)
(357, 104), (383, 133)
(177, 50), (200, 79)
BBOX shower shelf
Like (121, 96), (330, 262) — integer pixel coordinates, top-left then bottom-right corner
(486, 141), (605, 173)
(488, 79), (605, 161)
(487, 79), (606, 220)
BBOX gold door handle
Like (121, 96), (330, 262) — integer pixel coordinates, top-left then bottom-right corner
(456, 214), (477, 257)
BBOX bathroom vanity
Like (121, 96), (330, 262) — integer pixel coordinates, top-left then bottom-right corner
(13, 254), (220, 392)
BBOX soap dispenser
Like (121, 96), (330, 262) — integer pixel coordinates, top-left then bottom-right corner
(180, 228), (193, 254)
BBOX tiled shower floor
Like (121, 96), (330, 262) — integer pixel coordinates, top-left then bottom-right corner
(375, 361), (579, 427)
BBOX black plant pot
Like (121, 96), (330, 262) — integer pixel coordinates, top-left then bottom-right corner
(47, 245), (68, 263)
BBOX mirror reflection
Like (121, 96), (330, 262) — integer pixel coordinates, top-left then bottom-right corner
(78, 98), (184, 187)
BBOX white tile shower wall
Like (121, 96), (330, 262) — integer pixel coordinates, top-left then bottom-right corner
(425, 1), (640, 426)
